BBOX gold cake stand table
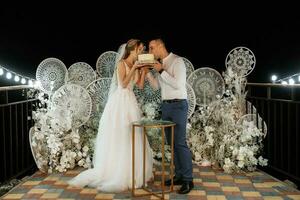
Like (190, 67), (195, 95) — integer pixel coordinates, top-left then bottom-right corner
(132, 120), (176, 200)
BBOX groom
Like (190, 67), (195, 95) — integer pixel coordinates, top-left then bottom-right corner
(147, 38), (193, 194)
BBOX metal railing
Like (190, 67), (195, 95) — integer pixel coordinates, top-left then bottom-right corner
(0, 85), (38, 183)
(246, 83), (300, 188)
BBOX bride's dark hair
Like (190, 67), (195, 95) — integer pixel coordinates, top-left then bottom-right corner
(123, 39), (143, 59)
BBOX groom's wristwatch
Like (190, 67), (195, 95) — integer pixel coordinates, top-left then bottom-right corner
(159, 69), (164, 74)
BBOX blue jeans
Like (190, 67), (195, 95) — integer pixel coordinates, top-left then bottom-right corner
(161, 99), (193, 181)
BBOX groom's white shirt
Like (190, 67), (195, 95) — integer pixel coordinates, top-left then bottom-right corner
(147, 53), (187, 100)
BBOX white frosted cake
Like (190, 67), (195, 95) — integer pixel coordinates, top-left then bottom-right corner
(138, 54), (155, 64)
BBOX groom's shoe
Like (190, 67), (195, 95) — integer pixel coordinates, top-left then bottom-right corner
(164, 176), (183, 186)
(178, 181), (194, 194)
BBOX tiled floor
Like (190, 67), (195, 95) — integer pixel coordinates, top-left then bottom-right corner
(1, 164), (300, 199)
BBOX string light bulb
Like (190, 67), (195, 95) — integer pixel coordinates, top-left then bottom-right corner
(14, 75), (20, 82)
(288, 78), (295, 85)
(6, 72), (12, 79)
(0, 65), (35, 86)
(21, 78), (26, 84)
(271, 75), (277, 82)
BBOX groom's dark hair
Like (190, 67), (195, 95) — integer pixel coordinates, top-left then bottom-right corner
(156, 39), (165, 47)
(151, 38), (167, 49)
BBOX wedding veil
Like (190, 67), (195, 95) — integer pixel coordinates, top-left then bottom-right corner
(107, 43), (126, 97)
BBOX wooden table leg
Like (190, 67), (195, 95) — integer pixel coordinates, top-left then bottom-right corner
(143, 127), (146, 187)
(171, 125), (174, 191)
(161, 127), (165, 200)
(132, 125), (135, 196)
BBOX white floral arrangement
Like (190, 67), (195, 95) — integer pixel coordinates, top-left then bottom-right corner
(29, 91), (96, 173)
(187, 66), (267, 173)
(29, 62), (267, 174)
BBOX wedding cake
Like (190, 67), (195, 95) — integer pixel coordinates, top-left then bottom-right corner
(138, 54), (155, 64)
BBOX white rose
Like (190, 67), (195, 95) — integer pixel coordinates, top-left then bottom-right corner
(70, 152), (76, 158)
(78, 159), (85, 166)
(82, 146), (89, 152)
(77, 151), (82, 159)
(73, 138), (80, 144)
(237, 160), (244, 168)
(83, 164), (89, 168)
(76, 143), (81, 150)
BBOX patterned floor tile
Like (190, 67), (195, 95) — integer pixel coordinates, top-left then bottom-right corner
(1, 164), (299, 199)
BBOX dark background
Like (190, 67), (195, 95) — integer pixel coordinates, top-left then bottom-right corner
(1, 4), (300, 86)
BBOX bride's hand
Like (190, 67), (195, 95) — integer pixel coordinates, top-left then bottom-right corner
(141, 67), (150, 74)
(133, 61), (144, 70)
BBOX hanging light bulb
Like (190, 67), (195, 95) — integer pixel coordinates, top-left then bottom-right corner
(271, 75), (277, 82)
(21, 78), (26, 84)
(289, 78), (295, 85)
(14, 75), (20, 82)
(6, 72), (12, 79)
(0, 65), (36, 85)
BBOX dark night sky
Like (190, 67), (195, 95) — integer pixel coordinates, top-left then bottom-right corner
(1, 4), (300, 85)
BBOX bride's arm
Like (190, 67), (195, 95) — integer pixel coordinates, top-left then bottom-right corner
(136, 68), (148, 89)
(146, 71), (160, 90)
(118, 62), (138, 88)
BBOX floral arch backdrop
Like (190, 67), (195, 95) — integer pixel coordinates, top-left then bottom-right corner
(28, 47), (267, 174)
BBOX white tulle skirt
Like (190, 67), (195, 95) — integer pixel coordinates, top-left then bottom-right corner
(68, 87), (153, 192)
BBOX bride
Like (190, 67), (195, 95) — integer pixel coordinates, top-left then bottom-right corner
(68, 39), (153, 192)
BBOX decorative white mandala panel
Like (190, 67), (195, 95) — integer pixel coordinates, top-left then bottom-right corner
(225, 47), (256, 77)
(182, 57), (194, 79)
(237, 114), (267, 137)
(134, 78), (161, 104)
(186, 83), (196, 118)
(96, 51), (118, 78)
(67, 62), (96, 88)
(86, 78), (112, 117)
(36, 58), (68, 94)
(51, 84), (92, 128)
(187, 67), (225, 106)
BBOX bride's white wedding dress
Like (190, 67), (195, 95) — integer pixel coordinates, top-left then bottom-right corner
(68, 61), (153, 192)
